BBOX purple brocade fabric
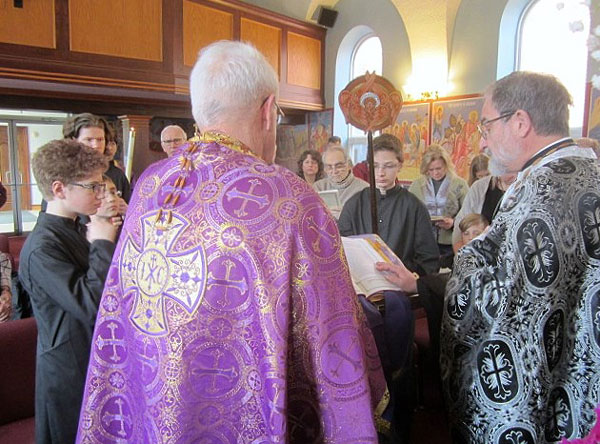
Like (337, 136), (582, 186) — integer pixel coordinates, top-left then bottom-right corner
(76, 137), (387, 443)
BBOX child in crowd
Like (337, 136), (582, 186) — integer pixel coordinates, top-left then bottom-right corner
(458, 213), (489, 245)
(96, 175), (124, 226)
(19, 139), (118, 444)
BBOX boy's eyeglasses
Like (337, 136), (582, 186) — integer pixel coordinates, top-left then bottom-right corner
(373, 163), (400, 171)
(70, 182), (106, 196)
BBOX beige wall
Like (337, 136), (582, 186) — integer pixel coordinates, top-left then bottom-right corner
(240, 0), (598, 105)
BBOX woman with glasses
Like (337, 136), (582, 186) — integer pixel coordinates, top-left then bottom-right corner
(297, 149), (324, 185)
(409, 144), (468, 268)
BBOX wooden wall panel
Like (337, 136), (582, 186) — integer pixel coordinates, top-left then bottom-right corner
(240, 18), (281, 77)
(183, 1), (233, 67)
(69, 0), (162, 61)
(287, 32), (321, 90)
(0, 0), (55, 48)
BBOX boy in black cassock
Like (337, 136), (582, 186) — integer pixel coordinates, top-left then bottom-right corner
(19, 139), (118, 444)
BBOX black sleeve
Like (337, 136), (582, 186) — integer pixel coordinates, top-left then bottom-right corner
(337, 194), (359, 236)
(24, 239), (115, 324)
(120, 175), (132, 203)
(416, 272), (449, 359)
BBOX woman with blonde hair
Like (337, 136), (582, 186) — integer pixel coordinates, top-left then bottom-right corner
(409, 144), (468, 267)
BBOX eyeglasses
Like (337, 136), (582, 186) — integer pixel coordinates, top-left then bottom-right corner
(324, 162), (348, 171)
(262, 96), (285, 125)
(161, 138), (184, 145)
(477, 111), (515, 140)
(373, 163), (399, 171)
(70, 182), (106, 196)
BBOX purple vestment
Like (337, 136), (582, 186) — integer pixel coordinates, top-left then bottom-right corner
(76, 133), (387, 443)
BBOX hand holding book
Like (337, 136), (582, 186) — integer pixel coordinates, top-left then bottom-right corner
(342, 234), (409, 297)
(375, 261), (418, 294)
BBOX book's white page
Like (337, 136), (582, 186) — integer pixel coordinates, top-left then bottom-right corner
(342, 236), (402, 296)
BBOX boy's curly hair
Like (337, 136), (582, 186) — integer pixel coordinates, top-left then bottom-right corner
(33, 139), (108, 199)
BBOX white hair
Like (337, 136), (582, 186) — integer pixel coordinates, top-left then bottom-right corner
(160, 125), (186, 141)
(190, 40), (279, 129)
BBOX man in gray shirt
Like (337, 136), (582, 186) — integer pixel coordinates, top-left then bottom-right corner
(313, 145), (368, 218)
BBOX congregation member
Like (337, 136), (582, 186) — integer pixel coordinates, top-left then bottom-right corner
(328, 135), (342, 145)
(160, 124), (188, 157)
(297, 148), (324, 185)
(76, 41), (387, 443)
(313, 145), (368, 218)
(441, 71), (600, 443)
(457, 213), (489, 245)
(409, 145), (468, 268)
(20, 140), (118, 444)
(339, 133), (439, 276)
(575, 136), (600, 158)
(375, 212), (489, 391)
(467, 153), (490, 186)
(95, 175), (125, 232)
(451, 172), (516, 251)
(58, 113), (131, 204)
(352, 134), (401, 183)
(103, 126), (132, 203)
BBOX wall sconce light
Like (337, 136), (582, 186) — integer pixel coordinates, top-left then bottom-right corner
(420, 91), (439, 101)
(403, 55), (449, 101)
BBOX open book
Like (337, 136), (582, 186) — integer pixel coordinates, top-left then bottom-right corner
(341, 234), (403, 297)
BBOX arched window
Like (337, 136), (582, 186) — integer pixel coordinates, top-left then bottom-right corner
(347, 35), (383, 162)
(517, 0), (590, 135)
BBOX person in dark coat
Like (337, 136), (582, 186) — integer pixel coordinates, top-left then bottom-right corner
(338, 134), (440, 276)
(102, 124), (131, 204)
(19, 139), (118, 444)
(41, 113), (132, 212)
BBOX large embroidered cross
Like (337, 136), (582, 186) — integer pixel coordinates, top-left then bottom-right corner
(121, 212), (206, 335)
(189, 348), (240, 396)
(102, 397), (132, 438)
(96, 322), (126, 362)
(546, 393), (572, 440)
(226, 178), (269, 217)
(305, 215), (337, 253)
(207, 258), (248, 309)
(328, 336), (362, 377)
(479, 342), (516, 401)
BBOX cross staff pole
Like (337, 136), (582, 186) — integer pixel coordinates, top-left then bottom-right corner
(338, 72), (402, 236)
(366, 130), (378, 235)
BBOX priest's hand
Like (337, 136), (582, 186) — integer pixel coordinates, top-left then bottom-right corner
(375, 261), (418, 294)
(87, 215), (118, 243)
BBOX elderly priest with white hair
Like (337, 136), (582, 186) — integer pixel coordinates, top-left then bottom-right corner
(75, 40), (388, 444)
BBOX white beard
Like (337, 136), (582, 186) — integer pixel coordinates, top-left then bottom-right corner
(488, 155), (510, 176)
